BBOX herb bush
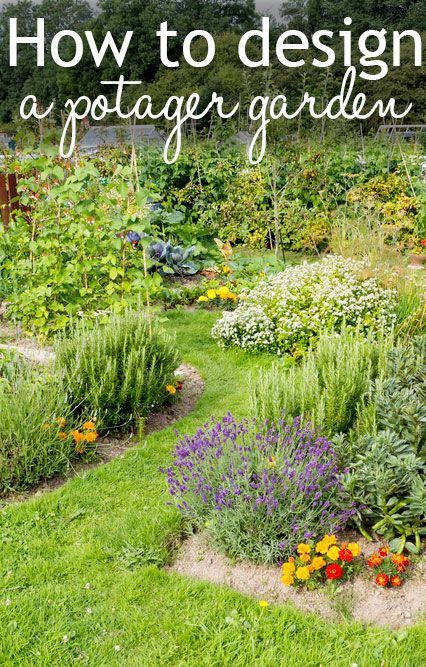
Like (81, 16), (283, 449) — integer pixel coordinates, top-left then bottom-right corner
(212, 256), (397, 355)
(163, 414), (355, 564)
(251, 330), (391, 437)
(0, 364), (75, 493)
(335, 336), (426, 554)
(55, 311), (180, 428)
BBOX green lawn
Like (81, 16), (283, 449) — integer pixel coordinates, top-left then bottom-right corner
(0, 310), (425, 666)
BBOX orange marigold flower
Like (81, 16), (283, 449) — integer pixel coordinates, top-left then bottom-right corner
(391, 575), (403, 587)
(282, 561), (296, 575)
(378, 546), (390, 557)
(368, 554), (383, 568)
(58, 431), (68, 441)
(391, 554), (410, 568)
(376, 573), (389, 587)
(84, 431), (98, 443)
(42, 423), (51, 430)
(166, 385), (177, 395)
(82, 421), (96, 431)
(71, 430), (85, 444)
(281, 574), (294, 587)
(339, 547), (354, 563)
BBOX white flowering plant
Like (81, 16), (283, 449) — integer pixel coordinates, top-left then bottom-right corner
(212, 256), (397, 355)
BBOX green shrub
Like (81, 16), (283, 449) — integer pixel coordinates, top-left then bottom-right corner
(55, 311), (180, 428)
(335, 337), (426, 553)
(251, 330), (391, 437)
(0, 366), (75, 493)
(212, 256), (397, 355)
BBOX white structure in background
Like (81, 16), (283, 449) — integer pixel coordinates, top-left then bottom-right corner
(232, 131), (254, 146)
(78, 125), (166, 155)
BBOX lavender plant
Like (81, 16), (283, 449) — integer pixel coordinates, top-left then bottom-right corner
(163, 414), (355, 564)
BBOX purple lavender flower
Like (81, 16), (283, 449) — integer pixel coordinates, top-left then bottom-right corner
(161, 413), (356, 564)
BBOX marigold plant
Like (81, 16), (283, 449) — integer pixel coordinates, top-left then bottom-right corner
(281, 535), (362, 588)
(368, 547), (413, 588)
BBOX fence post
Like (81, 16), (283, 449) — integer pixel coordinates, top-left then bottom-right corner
(8, 173), (19, 212)
(0, 174), (10, 229)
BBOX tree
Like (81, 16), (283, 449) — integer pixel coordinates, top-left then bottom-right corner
(0, 0), (93, 122)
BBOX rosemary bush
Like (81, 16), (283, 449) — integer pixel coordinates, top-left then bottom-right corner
(251, 330), (391, 437)
(0, 365), (75, 493)
(55, 311), (180, 428)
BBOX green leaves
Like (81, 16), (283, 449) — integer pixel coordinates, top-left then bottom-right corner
(339, 337), (426, 552)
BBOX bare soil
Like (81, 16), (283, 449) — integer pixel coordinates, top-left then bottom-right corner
(169, 533), (426, 629)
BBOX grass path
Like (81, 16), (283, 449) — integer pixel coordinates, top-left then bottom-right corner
(0, 311), (425, 666)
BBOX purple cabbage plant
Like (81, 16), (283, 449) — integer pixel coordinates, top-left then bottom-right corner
(162, 414), (356, 564)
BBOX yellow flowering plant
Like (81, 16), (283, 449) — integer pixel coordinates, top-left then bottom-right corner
(281, 535), (362, 590)
(197, 284), (238, 310)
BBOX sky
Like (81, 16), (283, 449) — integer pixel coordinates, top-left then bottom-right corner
(257, 0), (280, 16)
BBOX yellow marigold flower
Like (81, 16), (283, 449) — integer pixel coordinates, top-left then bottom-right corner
(217, 286), (230, 299)
(259, 600), (269, 609)
(327, 546), (340, 561)
(83, 421), (96, 431)
(282, 561), (296, 575)
(58, 431), (68, 441)
(316, 535), (337, 553)
(226, 293), (238, 302)
(56, 417), (67, 428)
(207, 289), (217, 300)
(85, 431), (98, 443)
(315, 539), (328, 554)
(296, 566), (310, 581)
(348, 542), (361, 558)
(166, 385), (177, 395)
(310, 556), (326, 572)
(281, 574), (294, 586)
(71, 430), (85, 444)
(297, 543), (311, 555)
(299, 553), (311, 564)
(42, 423), (51, 430)
(198, 296), (208, 303)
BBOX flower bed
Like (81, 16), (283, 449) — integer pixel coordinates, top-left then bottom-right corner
(163, 414), (355, 564)
(212, 255), (397, 355)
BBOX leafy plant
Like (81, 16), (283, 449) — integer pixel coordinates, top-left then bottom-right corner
(55, 310), (180, 428)
(251, 329), (391, 437)
(335, 337), (426, 553)
(147, 240), (199, 276)
(213, 255), (397, 355)
(0, 364), (76, 493)
(162, 413), (355, 565)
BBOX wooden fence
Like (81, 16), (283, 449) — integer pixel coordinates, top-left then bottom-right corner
(0, 173), (26, 229)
